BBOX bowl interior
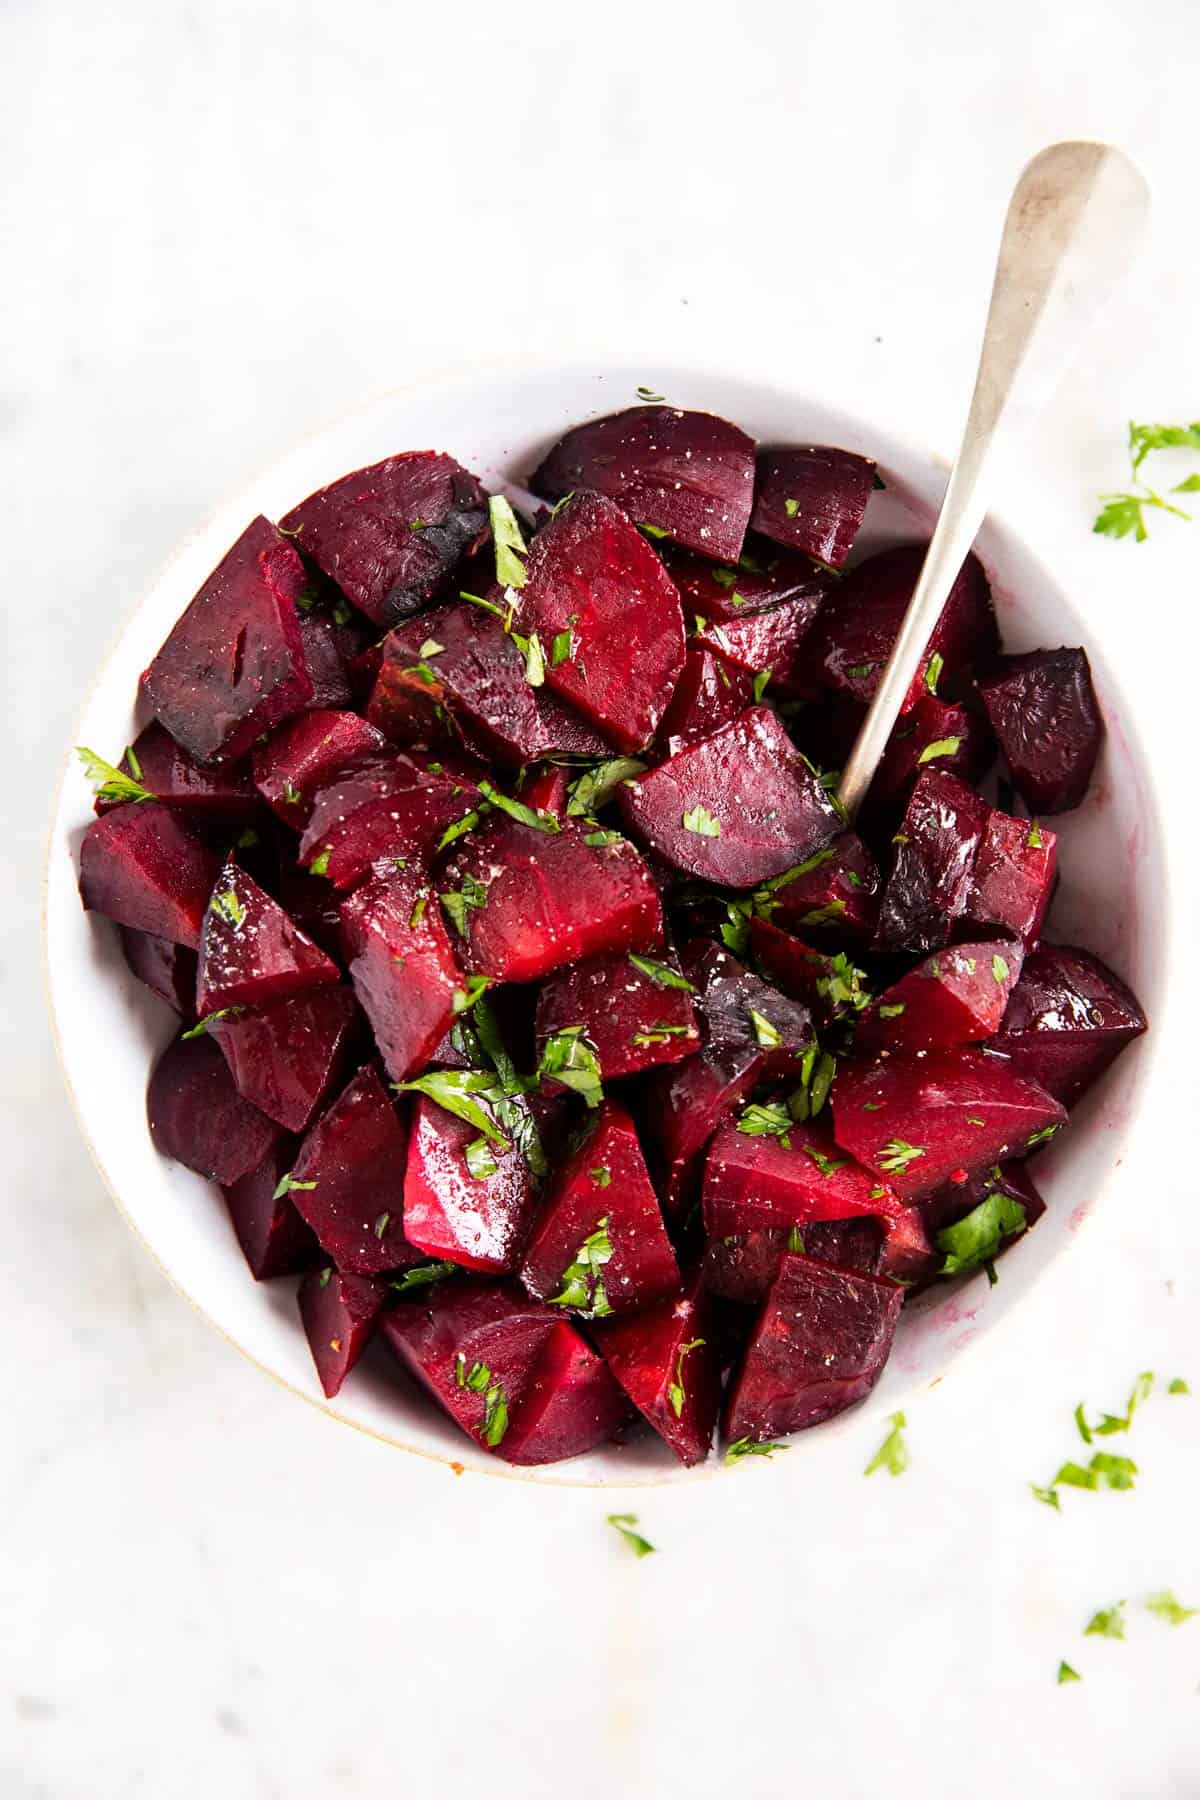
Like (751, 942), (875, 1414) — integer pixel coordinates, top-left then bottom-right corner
(44, 360), (1167, 1486)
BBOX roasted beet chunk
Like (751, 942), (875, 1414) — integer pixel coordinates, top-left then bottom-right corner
(288, 1063), (417, 1273)
(118, 927), (199, 1015)
(299, 756), (479, 889)
(856, 939), (1024, 1056)
(253, 710), (387, 828)
(724, 1253), (903, 1441)
(97, 722), (258, 819)
(685, 941), (816, 1076)
(280, 452), (489, 628)
(831, 1048), (1067, 1200)
(339, 865), (461, 1083)
(702, 1116), (901, 1239)
(530, 405), (756, 561)
(196, 860), (339, 1015)
(79, 803), (220, 949)
(141, 515), (314, 764)
(964, 811), (1057, 947)
(441, 816), (662, 982)
(750, 446), (876, 566)
(499, 1322), (629, 1465)
(401, 1093), (542, 1274)
(535, 951), (700, 1082)
(147, 1032), (280, 1184)
(593, 1275), (720, 1466)
(693, 587), (831, 698)
(657, 645), (755, 756)
(809, 544), (998, 713)
(639, 1044), (762, 1216)
(874, 769), (991, 953)
(666, 541), (832, 623)
(863, 695), (994, 831)
(991, 943), (1148, 1105)
(704, 1218), (886, 1304)
(221, 1140), (320, 1279)
(299, 1267), (387, 1397)
(513, 491), (686, 753)
(977, 648), (1103, 813)
(753, 832), (880, 941)
(521, 1102), (678, 1316)
(619, 707), (840, 887)
(207, 986), (357, 1131)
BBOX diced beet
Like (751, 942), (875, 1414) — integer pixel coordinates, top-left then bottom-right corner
(298, 756), (479, 889)
(79, 803), (221, 949)
(280, 452), (489, 628)
(666, 540), (832, 623)
(339, 865), (461, 1082)
(809, 544), (998, 714)
(831, 1048), (1067, 1199)
(977, 648), (1103, 813)
(750, 446), (876, 567)
(754, 832), (880, 941)
(863, 695), (993, 831)
(289, 1063), (418, 1273)
(97, 723), (258, 819)
(991, 943), (1148, 1105)
(856, 939), (1025, 1056)
(520, 1102), (679, 1315)
(530, 405), (756, 561)
(519, 763), (571, 818)
(657, 644), (755, 755)
(141, 515), (314, 764)
(221, 1139), (321, 1279)
(878, 1204), (936, 1283)
(874, 769), (991, 953)
(703, 1116), (902, 1242)
(964, 810), (1057, 947)
(703, 1218), (885, 1304)
(207, 986), (357, 1131)
(724, 1253), (903, 1441)
(196, 859), (339, 1015)
(638, 1044), (762, 1216)
(402, 1094), (541, 1274)
(295, 606), (356, 710)
(748, 919), (856, 1023)
(684, 941), (815, 1078)
(274, 856), (347, 960)
(513, 491), (686, 753)
(499, 1321), (629, 1465)
(299, 1267), (387, 1397)
(147, 1032), (280, 1184)
(441, 816), (662, 983)
(916, 1158), (1046, 1239)
(694, 589), (830, 699)
(118, 926), (198, 1016)
(592, 1275), (719, 1466)
(618, 707), (840, 887)
(253, 710), (388, 828)
(535, 952), (700, 1082)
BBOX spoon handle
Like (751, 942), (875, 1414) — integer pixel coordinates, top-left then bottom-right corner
(835, 140), (1149, 820)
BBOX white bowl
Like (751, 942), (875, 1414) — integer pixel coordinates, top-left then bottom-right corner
(43, 358), (1167, 1486)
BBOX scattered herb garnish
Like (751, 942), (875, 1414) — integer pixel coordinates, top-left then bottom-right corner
(436, 809), (483, 854)
(736, 1101), (794, 1146)
(607, 1512), (655, 1556)
(489, 495), (528, 588)
(309, 848), (331, 877)
(1094, 420), (1200, 541)
(878, 1139), (925, 1174)
(635, 385), (665, 403)
(878, 1002), (907, 1020)
(478, 779), (560, 833)
(682, 803), (721, 837)
(75, 745), (154, 805)
(180, 1007), (240, 1040)
(395, 1070), (512, 1150)
(550, 1218), (614, 1316)
(538, 1027), (604, 1109)
(924, 652), (944, 695)
(1084, 1602), (1126, 1640)
(935, 1190), (1026, 1284)
(749, 1007), (782, 1048)
(991, 954), (1010, 983)
(752, 669), (771, 703)
(209, 887), (246, 929)
(1169, 1377), (1190, 1395)
(864, 1411), (909, 1477)
(440, 872), (488, 937)
(452, 975), (493, 1016)
(391, 1261), (458, 1295)
(464, 1136), (499, 1181)
(566, 758), (646, 816)
(273, 1172), (317, 1199)
(918, 736), (962, 764)
(628, 953), (695, 992)
(589, 1166), (612, 1188)
(551, 628), (574, 666)
(667, 1339), (705, 1418)
(1057, 1661), (1082, 1684)
(418, 638), (444, 659)
(725, 1437), (788, 1464)
(409, 890), (429, 929)
(1146, 1591), (1198, 1626)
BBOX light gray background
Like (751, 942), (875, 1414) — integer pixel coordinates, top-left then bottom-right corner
(4, 3), (1198, 1796)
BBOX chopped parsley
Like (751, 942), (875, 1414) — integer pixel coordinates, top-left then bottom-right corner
(607, 1512), (655, 1556)
(281, 782), (302, 807)
(877, 1002), (907, 1019)
(478, 780), (560, 833)
(632, 1023), (692, 1046)
(917, 735), (962, 764)
(786, 1225), (805, 1253)
(273, 1172), (317, 1199)
(391, 1261), (458, 1295)
(403, 660), (440, 687)
(440, 872), (488, 937)
(309, 847), (331, 877)
(1057, 1662), (1082, 1684)
(409, 891), (429, 929)
(452, 975), (493, 1016)
(550, 628), (574, 665)
(489, 495), (528, 588)
(566, 758), (646, 816)
(924, 652), (944, 694)
(635, 385), (665, 403)
(75, 745), (154, 805)
(878, 1139), (925, 1174)
(583, 829), (621, 846)
(1026, 1124), (1061, 1149)
(550, 1218), (614, 1316)
(846, 662), (877, 681)
(538, 1027), (604, 1109)
(667, 1338), (705, 1418)
(681, 803), (721, 837)
(736, 1102), (794, 1145)
(418, 638), (444, 658)
(1027, 821), (1044, 848)
(991, 954), (1010, 983)
(395, 1069), (512, 1150)
(802, 1144), (847, 1178)
(864, 1411), (909, 1477)
(783, 497), (800, 518)
(589, 1166), (612, 1188)
(752, 669), (771, 703)
(935, 1190), (1026, 1283)
(1145, 1591), (1198, 1626)
(464, 1136), (499, 1181)
(749, 1007), (782, 1048)
(1169, 1377), (1190, 1395)
(209, 887), (246, 929)
(812, 951), (872, 1016)
(436, 808), (482, 852)
(1084, 1602), (1126, 1640)
(1094, 420), (1200, 542)
(725, 1437), (788, 1464)
(374, 1212), (391, 1239)
(628, 953), (695, 992)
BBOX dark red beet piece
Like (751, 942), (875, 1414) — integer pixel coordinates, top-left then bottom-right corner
(79, 803), (221, 949)
(684, 942), (816, 1078)
(991, 943), (1148, 1106)
(299, 1267), (387, 1397)
(638, 1043), (762, 1216)
(141, 515), (314, 764)
(513, 491), (686, 753)
(702, 1116), (902, 1240)
(221, 1139), (320, 1279)
(196, 859), (339, 1015)
(618, 707), (840, 887)
(299, 756), (479, 889)
(831, 1048), (1067, 1199)
(666, 540), (833, 622)
(704, 1217), (886, 1304)
(863, 695), (993, 831)
(748, 919), (857, 1024)
(592, 1275), (719, 1466)
(118, 926), (198, 1016)
(874, 769), (991, 953)
(856, 939), (1025, 1056)
(97, 723), (258, 819)
(878, 1205), (936, 1283)
(441, 816), (663, 983)
(207, 986), (357, 1131)
(289, 1063), (418, 1273)
(520, 1102), (679, 1316)
(500, 1320), (629, 1465)
(977, 648), (1103, 813)
(809, 544), (998, 714)
(964, 810), (1057, 947)
(724, 1253), (903, 1441)
(147, 1032), (280, 1184)
(535, 951), (700, 1082)
(294, 606), (355, 710)
(339, 865), (461, 1083)
(657, 644), (755, 756)
(252, 710), (388, 828)
(750, 446), (876, 567)
(280, 452), (489, 628)
(754, 832), (880, 941)
(402, 1094), (541, 1274)
(693, 592), (830, 699)
(916, 1158), (1046, 1239)
(530, 405), (756, 561)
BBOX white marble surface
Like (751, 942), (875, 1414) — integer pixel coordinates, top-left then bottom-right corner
(5, 2), (1200, 1795)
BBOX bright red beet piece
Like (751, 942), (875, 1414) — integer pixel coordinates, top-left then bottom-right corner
(280, 452), (489, 628)
(863, 695), (993, 830)
(991, 943), (1147, 1105)
(685, 941), (815, 1077)
(703, 1218), (885, 1304)
(638, 1042), (762, 1216)
(724, 1253), (903, 1441)
(402, 1094), (541, 1274)
(668, 541), (831, 624)
(299, 756), (478, 889)
(657, 644), (755, 756)
(141, 515), (314, 764)
(253, 710), (388, 828)
(702, 1116), (902, 1240)
(856, 939), (1025, 1056)
(535, 951), (700, 1082)
(693, 591), (830, 698)
(289, 1063), (418, 1273)
(207, 986), (357, 1131)
(441, 816), (662, 983)
(520, 1102), (679, 1316)
(593, 1275), (720, 1466)
(750, 446), (876, 567)
(147, 1032), (280, 1184)
(747, 919), (851, 1022)
(299, 1267), (387, 1397)
(530, 405), (756, 560)
(499, 1321), (629, 1465)
(221, 1140), (320, 1279)
(513, 491), (687, 753)
(618, 707), (841, 887)
(196, 859), (339, 1015)
(810, 544), (998, 714)
(97, 723), (258, 819)
(519, 763), (571, 818)
(977, 648), (1103, 813)
(339, 865), (461, 1082)
(754, 832), (880, 941)
(874, 769), (991, 953)
(964, 810), (1057, 947)
(118, 926), (198, 1016)
(79, 803), (221, 949)
(831, 1048), (1067, 1200)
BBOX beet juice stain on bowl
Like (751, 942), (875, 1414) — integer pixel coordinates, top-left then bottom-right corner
(52, 368), (1157, 1481)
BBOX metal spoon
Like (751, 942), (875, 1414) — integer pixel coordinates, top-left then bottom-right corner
(836, 140), (1149, 820)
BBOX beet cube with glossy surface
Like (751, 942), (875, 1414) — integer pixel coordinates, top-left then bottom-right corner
(196, 860), (339, 1015)
(207, 985), (357, 1131)
(402, 1094), (542, 1274)
(299, 1267), (387, 1397)
(856, 939), (1024, 1056)
(991, 943), (1147, 1105)
(750, 446), (876, 567)
(977, 648), (1103, 814)
(147, 1032), (281, 1185)
(535, 951), (700, 1082)
(288, 1063), (417, 1273)
(80, 803), (221, 950)
(339, 865), (462, 1083)
(593, 1275), (720, 1466)
(221, 1139), (320, 1279)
